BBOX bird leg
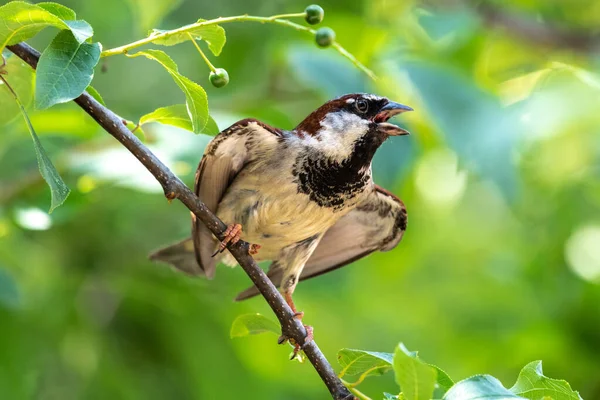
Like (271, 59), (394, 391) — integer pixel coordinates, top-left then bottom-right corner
(212, 223), (261, 257)
(285, 291), (304, 320)
(279, 288), (314, 360)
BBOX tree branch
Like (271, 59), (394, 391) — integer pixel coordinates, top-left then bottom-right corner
(7, 42), (354, 400)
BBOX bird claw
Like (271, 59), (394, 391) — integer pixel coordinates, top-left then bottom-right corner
(293, 311), (304, 320)
(279, 321), (314, 361)
(211, 224), (261, 257)
(289, 325), (314, 360)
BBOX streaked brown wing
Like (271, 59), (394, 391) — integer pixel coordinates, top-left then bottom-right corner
(235, 185), (407, 300)
(192, 119), (282, 278)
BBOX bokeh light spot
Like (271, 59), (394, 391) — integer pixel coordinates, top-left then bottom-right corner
(565, 224), (600, 283)
(415, 149), (467, 206)
(15, 208), (52, 231)
(77, 174), (97, 193)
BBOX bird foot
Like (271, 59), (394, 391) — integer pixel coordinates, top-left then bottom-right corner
(293, 311), (304, 320)
(288, 325), (314, 360)
(212, 224), (261, 257)
(277, 312), (313, 360)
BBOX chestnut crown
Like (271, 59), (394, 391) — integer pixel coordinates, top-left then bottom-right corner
(294, 93), (412, 136)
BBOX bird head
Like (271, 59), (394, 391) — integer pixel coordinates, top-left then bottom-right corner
(294, 93), (412, 161)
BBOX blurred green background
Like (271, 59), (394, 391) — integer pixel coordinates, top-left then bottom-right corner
(1, 0), (599, 398)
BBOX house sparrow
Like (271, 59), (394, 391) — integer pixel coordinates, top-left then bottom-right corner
(151, 93), (410, 331)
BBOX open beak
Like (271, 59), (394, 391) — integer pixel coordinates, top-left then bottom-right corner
(374, 101), (413, 136)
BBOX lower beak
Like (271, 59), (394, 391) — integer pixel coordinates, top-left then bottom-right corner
(378, 122), (410, 136)
(375, 101), (413, 136)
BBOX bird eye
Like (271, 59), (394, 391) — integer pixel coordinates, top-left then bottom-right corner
(355, 99), (368, 113)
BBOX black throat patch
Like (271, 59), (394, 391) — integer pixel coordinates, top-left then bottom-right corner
(293, 129), (384, 210)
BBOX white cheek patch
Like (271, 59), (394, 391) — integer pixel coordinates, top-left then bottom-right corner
(314, 111), (369, 160)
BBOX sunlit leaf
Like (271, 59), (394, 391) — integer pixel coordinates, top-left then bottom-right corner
(443, 375), (524, 400)
(35, 30), (101, 109)
(140, 104), (219, 134)
(127, 49), (208, 133)
(509, 361), (582, 400)
(202, 115), (219, 135)
(36, 2), (76, 20)
(140, 104), (192, 131)
(0, 54), (34, 125)
(337, 349), (394, 377)
(86, 85), (105, 106)
(393, 343), (437, 400)
(230, 313), (280, 338)
(0, 1), (93, 51)
(5, 77), (70, 211)
(431, 365), (454, 399)
(149, 19), (226, 56)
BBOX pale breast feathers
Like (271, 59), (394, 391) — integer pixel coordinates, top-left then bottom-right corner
(236, 185), (407, 299)
(192, 119), (282, 278)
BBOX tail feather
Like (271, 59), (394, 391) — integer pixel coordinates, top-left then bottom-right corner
(149, 238), (205, 276)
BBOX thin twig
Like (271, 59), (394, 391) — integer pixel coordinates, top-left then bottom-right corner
(7, 41), (355, 400)
(187, 33), (216, 72)
(100, 13), (376, 80)
(340, 379), (373, 400)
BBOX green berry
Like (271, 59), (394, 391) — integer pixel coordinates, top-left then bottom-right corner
(209, 68), (229, 88)
(315, 27), (335, 48)
(304, 4), (324, 25)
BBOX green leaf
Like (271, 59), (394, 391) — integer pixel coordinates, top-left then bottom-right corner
(86, 85), (105, 106)
(202, 115), (220, 135)
(393, 343), (437, 400)
(4, 74), (70, 211)
(230, 313), (280, 338)
(127, 50), (208, 133)
(140, 104), (219, 134)
(431, 365), (454, 399)
(62, 20), (95, 43)
(0, 1), (93, 51)
(149, 19), (226, 56)
(509, 361), (582, 400)
(36, 2), (76, 20)
(0, 54), (34, 125)
(35, 30), (101, 109)
(337, 349), (394, 378)
(140, 104), (192, 131)
(443, 375), (525, 400)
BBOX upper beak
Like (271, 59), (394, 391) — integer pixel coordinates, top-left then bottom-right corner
(375, 101), (413, 136)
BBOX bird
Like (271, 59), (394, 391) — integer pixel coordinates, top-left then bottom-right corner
(151, 93), (410, 348)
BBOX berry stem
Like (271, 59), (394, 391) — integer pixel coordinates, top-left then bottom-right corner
(187, 33), (216, 72)
(267, 12), (306, 20)
(332, 42), (377, 80)
(100, 13), (377, 80)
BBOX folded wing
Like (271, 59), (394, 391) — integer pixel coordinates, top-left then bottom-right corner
(236, 185), (407, 300)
